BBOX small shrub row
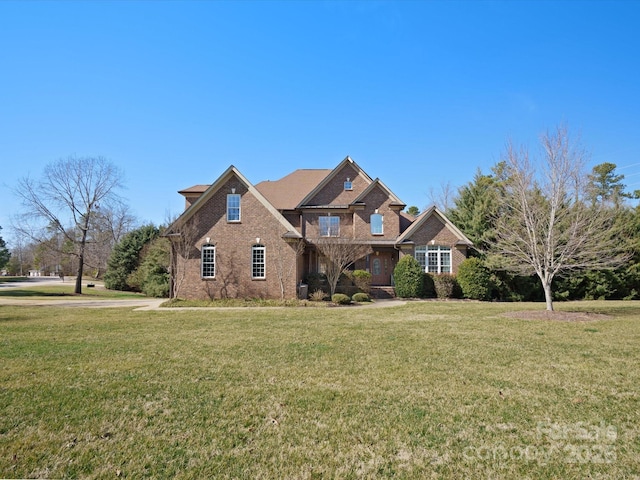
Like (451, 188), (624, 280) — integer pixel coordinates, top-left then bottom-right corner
(331, 293), (351, 305)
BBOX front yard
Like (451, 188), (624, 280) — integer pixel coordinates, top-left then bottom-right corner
(1, 301), (638, 478)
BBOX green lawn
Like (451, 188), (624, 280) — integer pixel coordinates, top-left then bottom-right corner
(1, 301), (638, 478)
(0, 282), (148, 299)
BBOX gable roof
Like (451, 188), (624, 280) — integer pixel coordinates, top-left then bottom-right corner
(351, 178), (406, 208)
(395, 205), (473, 246)
(167, 165), (302, 238)
(255, 169), (331, 210)
(296, 156), (374, 207)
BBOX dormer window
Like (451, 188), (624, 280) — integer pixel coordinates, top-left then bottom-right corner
(344, 178), (352, 191)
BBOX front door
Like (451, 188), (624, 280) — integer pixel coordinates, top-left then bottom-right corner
(371, 252), (392, 285)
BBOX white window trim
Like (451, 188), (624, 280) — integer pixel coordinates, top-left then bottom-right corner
(319, 216), (340, 237)
(227, 193), (241, 223)
(370, 213), (384, 235)
(415, 245), (451, 274)
(252, 244), (266, 279)
(201, 244), (216, 278)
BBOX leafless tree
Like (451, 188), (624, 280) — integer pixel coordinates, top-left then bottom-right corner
(428, 181), (455, 212)
(271, 237), (305, 299)
(166, 217), (201, 299)
(84, 202), (136, 277)
(313, 237), (372, 297)
(14, 155), (124, 294)
(490, 126), (628, 311)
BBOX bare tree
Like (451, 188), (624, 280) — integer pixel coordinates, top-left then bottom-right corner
(84, 202), (136, 277)
(490, 126), (628, 311)
(313, 237), (372, 297)
(428, 181), (455, 212)
(166, 217), (202, 299)
(271, 237), (305, 299)
(14, 155), (124, 294)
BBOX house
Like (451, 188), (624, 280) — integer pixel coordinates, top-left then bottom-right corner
(166, 157), (472, 300)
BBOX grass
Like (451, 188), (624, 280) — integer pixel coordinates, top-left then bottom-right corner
(0, 282), (149, 300)
(1, 300), (639, 478)
(163, 298), (326, 308)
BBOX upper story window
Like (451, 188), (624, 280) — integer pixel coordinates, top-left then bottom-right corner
(370, 213), (383, 235)
(415, 245), (451, 273)
(319, 216), (340, 237)
(201, 244), (216, 278)
(344, 178), (352, 190)
(227, 193), (241, 222)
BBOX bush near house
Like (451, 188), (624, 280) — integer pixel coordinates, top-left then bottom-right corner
(351, 270), (372, 293)
(305, 272), (329, 296)
(393, 256), (424, 298)
(457, 257), (493, 300)
(351, 292), (371, 302)
(432, 274), (460, 299)
(422, 273), (436, 298)
(331, 293), (351, 305)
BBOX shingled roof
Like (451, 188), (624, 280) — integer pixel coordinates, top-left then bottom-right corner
(254, 169), (332, 210)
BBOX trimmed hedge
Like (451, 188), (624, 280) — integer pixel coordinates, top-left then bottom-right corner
(393, 256), (424, 298)
(457, 257), (492, 300)
(352, 292), (371, 302)
(331, 293), (351, 305)
(433, 274), (459, 299)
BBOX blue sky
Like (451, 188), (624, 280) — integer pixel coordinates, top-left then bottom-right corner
(1, 0), (639, 244)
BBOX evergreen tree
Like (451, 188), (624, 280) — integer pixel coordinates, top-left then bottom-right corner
(0, 226), (10, 270)
(104, 225), (159, 290)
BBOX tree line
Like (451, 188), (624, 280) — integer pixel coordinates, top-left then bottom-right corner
(4, 128), (638, 307)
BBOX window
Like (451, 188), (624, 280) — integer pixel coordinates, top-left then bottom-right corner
(319, 216), (340, 236)
(344, 178), (352, 190)
(415, 246), (426, 271)
(415, 245), (451, 273)
(252, 244), (265, 279)
(201, 245), (215, 278)
(227, 194), (241, 222)
(370, 213), (383, 235)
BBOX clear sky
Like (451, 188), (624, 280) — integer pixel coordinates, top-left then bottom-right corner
(1, 0), (639, 245)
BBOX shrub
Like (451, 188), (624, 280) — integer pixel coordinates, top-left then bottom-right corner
(104, 225), (160, 291)
(309, 289), (327, 302)
(352, 292), (370, 302)
(422, 273), (436, 298)
(433, 274), (459, 299)
(393, 255), (424, 298)
(331, 293), (351, 305)
(352, 270), (372, 293)
(457, 257), (492, 300)
(305, 272), (329, 295)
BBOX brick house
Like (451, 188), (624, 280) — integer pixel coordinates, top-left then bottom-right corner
(166, 157), (472, 300)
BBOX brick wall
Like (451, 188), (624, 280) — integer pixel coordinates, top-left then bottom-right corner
(398, 215), (468, 273)
(353, 185), (401, 239)
(307, 164), (368, 206)
(171, 176), (299, 300)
